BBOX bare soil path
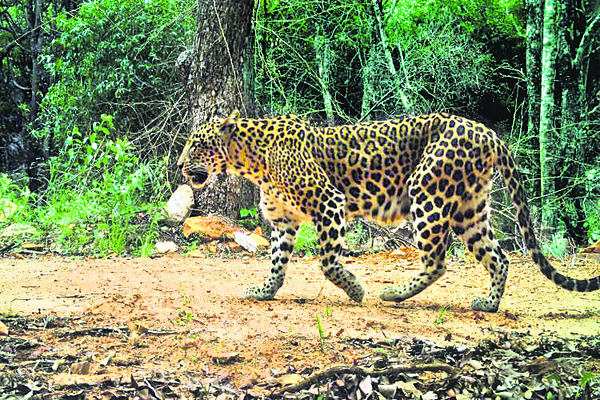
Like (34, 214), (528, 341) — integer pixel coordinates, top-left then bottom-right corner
(1, 249), (600, 397)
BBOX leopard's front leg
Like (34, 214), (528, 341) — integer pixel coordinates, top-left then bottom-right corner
(244, 219), (298, 300)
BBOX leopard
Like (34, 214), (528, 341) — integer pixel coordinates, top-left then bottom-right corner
(177, 110), (600, 312)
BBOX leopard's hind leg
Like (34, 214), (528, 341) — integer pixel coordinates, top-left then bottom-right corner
(379, 211), (452, 303)
(452, 198), (510, 312)
(380, 159), (454, 303)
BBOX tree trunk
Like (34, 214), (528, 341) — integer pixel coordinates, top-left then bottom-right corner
(554, 4), (600, 243)
(29, 0), (42, 129)
(185, 0), (259, 219)
(555, 0), (582, 241)
(372, 0), (411, 114)
(524, 0), (542, 195)
(360, 3), (377, 119)
(314, 34), (335, 124)
(538, 0), (558, 232)
(529, 0), (600, 243)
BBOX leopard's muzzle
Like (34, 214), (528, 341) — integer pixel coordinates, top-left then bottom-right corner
(183, 165), (209, 189)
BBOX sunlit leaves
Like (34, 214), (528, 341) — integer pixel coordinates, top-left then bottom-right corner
(255, 0), (523, 119)
(38, 0), (196, 140)
(384, 0), (524, 42)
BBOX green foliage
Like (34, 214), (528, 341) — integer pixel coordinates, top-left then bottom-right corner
(434, 305), (451, 328)
(385, 0), (524, 40)
(255, 0), (524, 119)
(175, 293), (197, 326)
(578, 370), (599, 397)
(377, 0), (524, 116)
(0, 0), (192, 256)
(540, 368), (600, 399)
(315, 306), (333, 352)
(255, 0), (376, 118)
(386, 16), (494, 113)
(239, 206), (261, 230)
(345, 221), (370, 248)
(0, 1), (35, 157)
(584, 169), (600, 243)
(584, 211), (600, 243)
(240, 207), (258, 219)
(541, 232), (569, 259)
(0, 174), (36, 223)
(39, 0), (195, 145)
(17, 115), (166, 256)
(295, 223), (318, 254)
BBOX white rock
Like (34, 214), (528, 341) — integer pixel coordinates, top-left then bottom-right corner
(233, 231), (258, 253)
(155, 241), (179, 253)
(163, 185), (194, 226)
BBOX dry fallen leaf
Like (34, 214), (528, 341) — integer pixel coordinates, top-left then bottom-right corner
(239, 374), (258, 389)
(278, 373), (304, 386)
(155, 241), (179, 254)
(249, 233), (269, 247)
(0, 321), (8, 336)
(581, 241), (600, 253)
(226, 241), (242, 252)
(182, 215), (240, 239)
(70, 360), (91, 375)
(211, 352), (242, 365)
(99, 350), (116, 366)
(207, 241), (219, 254)
(128, 331), (141, 347)
(188, 249), (206, 258)
(389, 249), (406, 257)
(128, 321), (148, 334)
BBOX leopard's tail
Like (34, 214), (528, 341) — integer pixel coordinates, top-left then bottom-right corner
(495, 139), (600, 292)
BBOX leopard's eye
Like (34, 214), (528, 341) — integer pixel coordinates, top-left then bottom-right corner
(191, 168), (208, 186)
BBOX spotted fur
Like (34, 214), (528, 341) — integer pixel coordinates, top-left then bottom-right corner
(178, 111), (600, 312)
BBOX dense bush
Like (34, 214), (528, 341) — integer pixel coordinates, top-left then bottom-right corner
(254, 0), (524, 122)
(39, 0), (195, 156)
(1, 0), (195, 256)
(1, 115), (167, 256)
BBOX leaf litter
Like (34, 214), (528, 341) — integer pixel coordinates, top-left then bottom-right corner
(1, 252), (600, 398)
(1, 314), (600, 399)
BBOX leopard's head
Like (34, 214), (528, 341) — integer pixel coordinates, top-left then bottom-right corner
(177, 110), (240, 189)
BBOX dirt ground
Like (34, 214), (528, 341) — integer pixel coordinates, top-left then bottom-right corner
(1, 248), (600, 396)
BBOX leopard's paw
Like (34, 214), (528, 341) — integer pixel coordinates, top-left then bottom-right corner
(379, 286), (404, 302)
(346, 282), (365, 303)
(470, 297), (499, 313)
(243, 285), (275, 301)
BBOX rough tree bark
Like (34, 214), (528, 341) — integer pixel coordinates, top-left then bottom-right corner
(29, 0), (45, 160)
(538, 0), (558, 232)
(361, 0), (412, 119)
(556, 1), (585, 241)
(527, 0), (600, 242)
(179, 0), (259, 219)
(29, 0), (42, 129)
(314, 33), (335, 124)
(554, 3), (600, 242)
(524, 0), (542, 195)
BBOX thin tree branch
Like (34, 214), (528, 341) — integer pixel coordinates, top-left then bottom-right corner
(573, 12), (600, 69)
(277, 362), (458, 394)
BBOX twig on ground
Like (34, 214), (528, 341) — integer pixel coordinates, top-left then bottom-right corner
(277, 362), (458, 394)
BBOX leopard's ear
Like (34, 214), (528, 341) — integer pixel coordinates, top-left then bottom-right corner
(219, 110), (240, 143)
(221, 110), (240, 127)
